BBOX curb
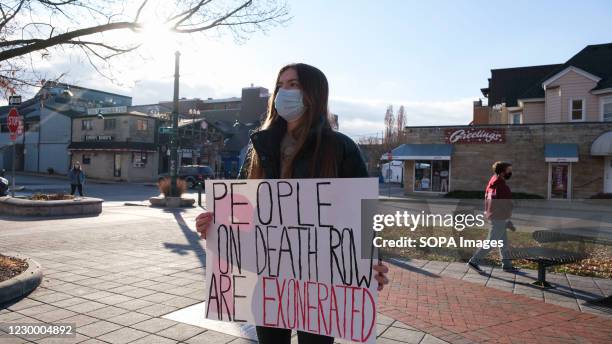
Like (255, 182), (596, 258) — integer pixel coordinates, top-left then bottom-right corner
(0, 255), (43, 304)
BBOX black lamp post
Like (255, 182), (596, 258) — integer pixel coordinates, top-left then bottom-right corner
(170, 51), (181, 197)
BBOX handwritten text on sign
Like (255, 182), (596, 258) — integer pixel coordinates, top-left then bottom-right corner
(204, 178), (378, 343)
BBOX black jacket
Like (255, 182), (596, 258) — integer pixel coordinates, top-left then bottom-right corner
(239, 117), (368, 179)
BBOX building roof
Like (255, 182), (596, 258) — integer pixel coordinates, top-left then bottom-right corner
(39, 81), (131, 100)
(485, 64), (562, 106)
(519, 43), (612, 99)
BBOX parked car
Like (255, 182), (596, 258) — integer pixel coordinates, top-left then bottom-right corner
(157, 165), (214, 188)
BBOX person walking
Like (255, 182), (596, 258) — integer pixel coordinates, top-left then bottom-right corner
(68, 162), (85, 197)
(195, 63), (389, 344)
(468, 161), (518, 273)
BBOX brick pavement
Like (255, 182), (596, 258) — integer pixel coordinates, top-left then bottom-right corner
(0, 205), (445, 343)
(378, 264), (612, 344)
(1, 203), (611, 343)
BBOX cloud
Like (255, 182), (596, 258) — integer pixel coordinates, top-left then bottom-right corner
(330, 96), (475, 139)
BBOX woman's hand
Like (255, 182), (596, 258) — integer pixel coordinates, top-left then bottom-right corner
(195, 212), (213, 240)
(373, 261), (389, 291)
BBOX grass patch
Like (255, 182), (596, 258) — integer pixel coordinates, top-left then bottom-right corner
(0, 254), (28, 283)
(378, 225), (612, 278)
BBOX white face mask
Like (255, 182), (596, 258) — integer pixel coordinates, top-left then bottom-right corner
(274, 88), (305, 122)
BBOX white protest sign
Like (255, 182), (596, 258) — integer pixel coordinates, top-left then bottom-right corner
(204, 178), (378, 343)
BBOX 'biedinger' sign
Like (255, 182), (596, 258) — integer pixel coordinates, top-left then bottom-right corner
(204, 178), (378, 343)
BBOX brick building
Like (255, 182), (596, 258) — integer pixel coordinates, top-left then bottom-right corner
(391, 43), (612, 199)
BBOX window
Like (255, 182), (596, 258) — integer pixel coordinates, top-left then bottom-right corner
(602, 97), (612, 122)
(512, 113), (522, 124)
(82, 154), (91, 165)
(132, 152), (147, 167)
(104, 118), (116, 130)
(137, 119), (148, 131)
(82, 119), (93, 130)
(570, 98), (585, 121)
(414, 160), (450, 192)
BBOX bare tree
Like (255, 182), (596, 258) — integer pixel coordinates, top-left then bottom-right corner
(0, 0), (290, 98)
(383, 104), (394, 144)
(396, 105), (405, 142)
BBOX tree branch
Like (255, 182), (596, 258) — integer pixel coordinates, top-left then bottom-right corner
(0, 0), (26, 32)
(0, 21), (140, 62)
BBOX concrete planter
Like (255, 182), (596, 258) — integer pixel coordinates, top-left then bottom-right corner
(166, 197), (182, 208)
(149, 196), (195, 208)
(0, 256), (43, 304)
(0, 196), (103, 217)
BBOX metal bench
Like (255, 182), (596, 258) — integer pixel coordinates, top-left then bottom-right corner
(506, 230), (588, 288)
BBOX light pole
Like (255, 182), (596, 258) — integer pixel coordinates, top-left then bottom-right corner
(170, 51), (181, 197)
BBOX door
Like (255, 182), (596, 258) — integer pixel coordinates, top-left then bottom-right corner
(605, 157), (612, 193)
(113, 153), (121, 177)
(549, 163), (570, 199)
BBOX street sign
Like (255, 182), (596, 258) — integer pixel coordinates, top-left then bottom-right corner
(7, 108), (21, 142)
(9, 95), (21, 106)
(159, 127), (176, 134)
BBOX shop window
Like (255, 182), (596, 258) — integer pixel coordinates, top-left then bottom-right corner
(602, 97), (612, 122)
(82, 154), (91, 165)
(570, 98), (584, 121)
(132, 152), (147, 167)
(104, 118), (116, 130)
(414, 160), (450, 192)
(137, 119), (148, 131)
(82, 119), (93, 130)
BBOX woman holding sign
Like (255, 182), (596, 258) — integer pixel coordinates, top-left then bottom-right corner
(196, 63), (389, 344)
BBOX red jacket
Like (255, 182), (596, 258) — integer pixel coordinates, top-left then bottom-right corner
(484, 174), (512, 220)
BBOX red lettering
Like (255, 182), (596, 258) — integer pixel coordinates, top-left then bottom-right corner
(305, 281), (319, 334)
(350, 286), (360, 342)
(317, 283), (330, 335)
(262, 277), (277, 327)
(275, 278), (287, 328)
(361, 287), (376, 342)
(328, 285), (342, 338)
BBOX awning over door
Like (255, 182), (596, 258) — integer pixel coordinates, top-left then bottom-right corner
(382, 144), (453, 161)
(544, 144), (579, 162)
(591, 131), (612, 156)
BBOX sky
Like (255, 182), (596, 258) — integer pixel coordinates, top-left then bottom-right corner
(16, 0), (612, 139)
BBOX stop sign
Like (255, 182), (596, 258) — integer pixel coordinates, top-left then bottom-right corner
(7, 108), (20, 134)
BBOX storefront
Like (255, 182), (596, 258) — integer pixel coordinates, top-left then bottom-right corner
(68, 142), (159, 182)
(388, 123), (612, 199)
(383, 144), (452, 192)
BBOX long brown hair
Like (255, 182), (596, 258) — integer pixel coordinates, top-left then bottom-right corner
(247, 63), (336, 178)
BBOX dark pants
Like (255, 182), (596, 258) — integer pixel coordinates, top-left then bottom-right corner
(256, 327), (334, 344)
(70, 184), (83, 196)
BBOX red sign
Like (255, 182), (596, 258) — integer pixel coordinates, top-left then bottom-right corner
(7, 108), (21, 142)
(444, 128), (505, 144)
(7, 108), (20, 133)
(387, 152), (392, 160)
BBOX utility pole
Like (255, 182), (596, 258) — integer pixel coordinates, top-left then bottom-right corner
(170, 51), (181, 196)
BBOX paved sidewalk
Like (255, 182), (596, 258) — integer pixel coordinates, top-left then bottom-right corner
(0, 205), (446, 344)
(1, 203), (611, 343)
(378, 264), (612, 344)
(388, 258), (612, 318)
